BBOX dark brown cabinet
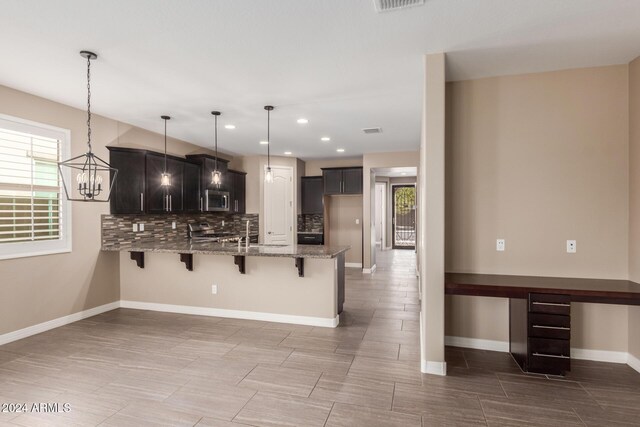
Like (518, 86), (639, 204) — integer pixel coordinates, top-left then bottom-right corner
(145, 153), (184, 213)
(301, 176), (324, 214)
(183, 161), (201, 213)
(227, 170), (246, 214)
(108, 148), (146, 214)
(321, 167), (363, 195)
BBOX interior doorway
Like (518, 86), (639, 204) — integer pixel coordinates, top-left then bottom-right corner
(392, 184), (416, 249)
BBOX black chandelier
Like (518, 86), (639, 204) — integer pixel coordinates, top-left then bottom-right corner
(211, 111), (222, 186)
(58, 51), (117, 202)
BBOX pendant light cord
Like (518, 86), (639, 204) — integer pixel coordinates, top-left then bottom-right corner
(214, 114), (218, 171)
(267, 108), (270, 168)
(164, 118), (167, 173)
(86, 55), (92, 154)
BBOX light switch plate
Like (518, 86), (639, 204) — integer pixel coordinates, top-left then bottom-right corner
(172, 221), (176, 230)
(139, 223), (145, 232)
(496, 239), (505, 252)
(132, 224), (138, 232)
(211, 285), (218, 294)
(567, 240), (576, 253)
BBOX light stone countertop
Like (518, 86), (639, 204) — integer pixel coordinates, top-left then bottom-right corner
(102, 240), (350, 259)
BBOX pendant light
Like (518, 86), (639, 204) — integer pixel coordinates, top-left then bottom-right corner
(160, 115), (171, 186)
(58, 50), (118, 202)
(211, 111), (222, 186)
(264, 105), (274, 183)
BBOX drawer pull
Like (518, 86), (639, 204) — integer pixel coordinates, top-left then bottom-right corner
(531, 302), (570, 307)
(532, 325), (570, 331)
(533, 352), (570, 359)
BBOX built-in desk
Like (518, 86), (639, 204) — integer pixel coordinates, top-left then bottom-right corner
(445, 273), (640, 375)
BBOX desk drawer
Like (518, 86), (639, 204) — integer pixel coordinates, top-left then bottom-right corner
(528, 351), (570, 375)
(529, 337), (570, 357)
(529, 319), (570, 340)
(529, 293), (571, 315)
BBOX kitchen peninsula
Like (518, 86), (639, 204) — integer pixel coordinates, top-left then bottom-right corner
(102, 240), (349, 327)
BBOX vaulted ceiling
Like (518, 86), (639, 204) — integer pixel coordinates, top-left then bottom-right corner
(1, 0), (639, 159)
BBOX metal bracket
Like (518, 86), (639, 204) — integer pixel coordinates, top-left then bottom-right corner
(180, 253), (193, 271)
(234, 255), (246, 274)
(295, 257), (304, 277)
(130, 251), (144, 269)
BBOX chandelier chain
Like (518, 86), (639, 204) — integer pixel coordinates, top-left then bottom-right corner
(86, 54), (92, 153)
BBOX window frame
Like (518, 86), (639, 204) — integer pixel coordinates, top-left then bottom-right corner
(0, 113), (72, 260)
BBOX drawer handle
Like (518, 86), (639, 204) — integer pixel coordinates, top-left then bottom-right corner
(531, 302), (570, 307)
(533, 352), (570, 359)
(532, 325), (570, 331)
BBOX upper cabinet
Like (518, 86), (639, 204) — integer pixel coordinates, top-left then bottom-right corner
(321, 167), (363, 195)
(108, 148), (146, 214)
(108, 148), (243, 215)
(301, 176), (324, 214)
(227, 170), (247, 214)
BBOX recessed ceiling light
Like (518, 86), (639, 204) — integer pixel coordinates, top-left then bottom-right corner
(259, 140), (269, 145)
(284, 151), (292, 155)
(401, 172), (407, 175)
(321, 137), (331, 142)
(297, 118), (309, 124)
(336, 148), (345, 153)
(224, 124), (236, 129)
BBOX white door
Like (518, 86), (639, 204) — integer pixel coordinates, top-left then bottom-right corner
(263, 165), (293, 245)
(375, 183), (385, 247)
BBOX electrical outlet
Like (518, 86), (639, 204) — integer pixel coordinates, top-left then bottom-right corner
(211, 285), (218, 294)
(172, 221), (176, 230)
(496, 239), (505, 252)
(222, 220), (225, 227)
(139, 223), (145, 232)
(567, 240), (576, 253)
(355, 218), (360, 225)
(132, 224), (138, 232)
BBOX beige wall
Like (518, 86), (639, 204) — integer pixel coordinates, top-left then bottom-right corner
(629, 56), (640, 360)
(0, 84), (215, 336)
(445, 65), (631, 353)
(120, 252), (338, 320)
(327, 195), (363, 265)
(420, 53), (447, 373)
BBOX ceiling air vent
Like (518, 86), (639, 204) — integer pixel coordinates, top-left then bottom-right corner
(373, 0), (425, 13)
(362, 127), (382, 134)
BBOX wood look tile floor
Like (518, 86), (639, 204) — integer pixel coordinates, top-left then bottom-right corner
(1, 249), (640, 426)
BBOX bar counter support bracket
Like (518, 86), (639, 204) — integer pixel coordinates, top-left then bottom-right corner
(234, 255), (246, 274)
(130, 251), (144, 269)
(295, 258), (304, 277)
(179, 253), (193, 271)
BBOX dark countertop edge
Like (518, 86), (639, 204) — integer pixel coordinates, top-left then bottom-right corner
(100, 245), (350, 259)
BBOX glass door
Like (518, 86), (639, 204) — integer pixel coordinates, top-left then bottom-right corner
(392, 185), (416, 249)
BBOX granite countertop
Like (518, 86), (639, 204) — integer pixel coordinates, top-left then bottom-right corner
(102, 240), (350, 259)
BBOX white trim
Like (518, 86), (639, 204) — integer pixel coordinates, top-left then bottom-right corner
(445, 335), (509, 352)
(628, 353), (640, 373)
(345, 262), (362, 268)
(571, 348), (629, 364)
(421, 359), (447, 376)
(363, 264), (377, 274)
(0, 301), (119, 346)
(120, 300), (339, 328)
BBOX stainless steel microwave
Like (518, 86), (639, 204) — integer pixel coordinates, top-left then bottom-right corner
(205, 190), (229, 211)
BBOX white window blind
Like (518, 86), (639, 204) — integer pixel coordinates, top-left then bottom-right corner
(0, 114), (71, 259)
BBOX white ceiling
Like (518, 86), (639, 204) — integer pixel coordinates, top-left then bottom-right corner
(1, 0), (639, 160)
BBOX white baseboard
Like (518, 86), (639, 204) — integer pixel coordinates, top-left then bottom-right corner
(445, 335), (509, 352)
(445, 335), (637, 369)
(0, 301), (120, 346)
(628, 353), (640, 373)
(421, 359), (447, 376)
(345, 262), (362, 268)
(120, 300), (339, 328)
(363, 264), (377, 274)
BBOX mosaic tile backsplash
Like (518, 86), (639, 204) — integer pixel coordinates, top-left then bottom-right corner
(298, 214), (324, 233)
(101, 213), (259, 248)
